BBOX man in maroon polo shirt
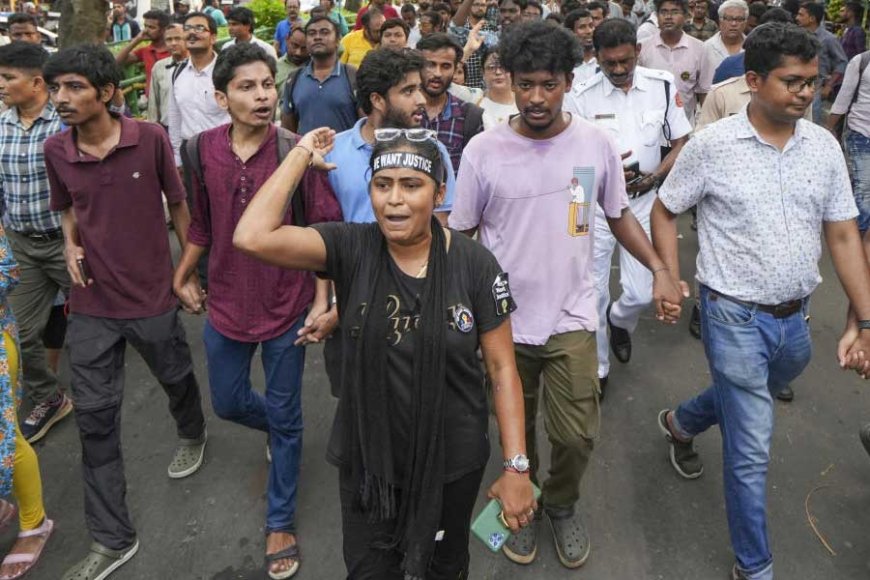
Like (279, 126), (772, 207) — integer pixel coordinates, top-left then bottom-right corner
(42, 45), (207, 580)
(173, 44), (342, 579)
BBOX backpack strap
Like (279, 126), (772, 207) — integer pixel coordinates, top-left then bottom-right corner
(171, 59), (188, 85)
(275, 127), (307, 227)
(283, 68), (302, 115)
(181, 133), (213, 228)
(462, 102), (484, 144)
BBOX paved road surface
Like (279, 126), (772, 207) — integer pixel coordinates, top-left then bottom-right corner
(15, 217), (870, 579)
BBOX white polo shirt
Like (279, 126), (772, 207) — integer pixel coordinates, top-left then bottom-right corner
(565, 66), (693, 174)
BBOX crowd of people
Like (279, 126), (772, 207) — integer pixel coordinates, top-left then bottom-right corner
(0, 0), (869, 579)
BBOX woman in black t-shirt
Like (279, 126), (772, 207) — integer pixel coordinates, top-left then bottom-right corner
(234, 127), (536, 580)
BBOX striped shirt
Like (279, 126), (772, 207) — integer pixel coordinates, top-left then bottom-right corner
(0, 103), (63, 233)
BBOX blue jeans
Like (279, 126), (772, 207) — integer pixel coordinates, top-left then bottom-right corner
(671, 286), (812, 580)
(203, 318), (306, 534)
(845, 130), (870, 232)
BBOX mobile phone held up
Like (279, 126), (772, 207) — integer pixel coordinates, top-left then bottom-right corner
(470, 483), (541, 553)
(624, 160), (644, 186)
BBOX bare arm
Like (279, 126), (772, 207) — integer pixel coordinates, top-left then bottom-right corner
(115, 32), (144, 66)
(826, 220), (870, 374)
(452, 0), (474, 26)
(280, 112), (299, 132)
(61, 208), (90, 288)
(172, 241), (207, 314)
(481, 320), (536, 532)
(168, 200), (191, 251)
(650, 197), (681, 280)
(609, 207), (685, 321)
(233, 129), (336, 271)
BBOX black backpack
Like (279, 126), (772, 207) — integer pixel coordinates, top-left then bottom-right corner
(182, 127), (307, 227)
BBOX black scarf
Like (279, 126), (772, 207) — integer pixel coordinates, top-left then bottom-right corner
(341, 218), (448, 580)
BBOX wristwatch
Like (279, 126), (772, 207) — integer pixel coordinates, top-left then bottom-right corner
(503, 453), (530, 474)
(858, 319), (870, 331)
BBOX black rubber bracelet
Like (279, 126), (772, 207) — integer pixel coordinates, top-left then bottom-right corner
(858, 320), (870, 330)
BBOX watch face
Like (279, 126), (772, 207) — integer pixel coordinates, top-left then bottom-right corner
(514, 455), (530, 472)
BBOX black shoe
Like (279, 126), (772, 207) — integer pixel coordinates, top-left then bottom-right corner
(657, 409), (704, 479)
(689, 304), (701, 340)
(607, 305), (631, 363)
(776, 385), (794, 402)
(859, 424), (870, 458)
(598, 376), (608, 402)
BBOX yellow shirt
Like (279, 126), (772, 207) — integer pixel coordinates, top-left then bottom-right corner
(340, 30), (375, 68)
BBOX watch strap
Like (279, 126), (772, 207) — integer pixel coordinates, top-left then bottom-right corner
(858, 319), (870, 330)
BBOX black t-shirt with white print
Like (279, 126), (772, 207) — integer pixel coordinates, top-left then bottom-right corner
(313, 222), (516, 482)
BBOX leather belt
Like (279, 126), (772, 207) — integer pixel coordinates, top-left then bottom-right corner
(16, 229), (63, 242)
(707, 288), (804, 319)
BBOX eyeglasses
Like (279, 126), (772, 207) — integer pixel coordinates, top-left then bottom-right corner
(182, 24), (209, 33)
(720, 15), (746, 22)
(782, 76), (819, 93)
(374, 128), (437, 142)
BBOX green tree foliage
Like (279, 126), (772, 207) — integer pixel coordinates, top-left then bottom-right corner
(248, 0), (287, 30)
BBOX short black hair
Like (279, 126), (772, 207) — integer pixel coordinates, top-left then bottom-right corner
(184, 11), (218, 34)
(586, 1), (607, 14)
(357, 47), (424, 114)
(845, 0), (865, 21)
(43, 44), (122, 97)
(545, 12), (565, 24)
(499, 20), (581, 75)
(8, 12), (38, 27)
(759, 6), (792, 23)
(561, 0), (583, 13)
(416, 32), (463, 61)
(744, 22), (819, 77)
(654, 0), (687, 13)
(143, 9), (171, 28)
(499, 0), (528, 8)
(381, 17), (411, 37)
(420, 10), (443, 27)
(798, 1), (823, 24)
(213, 42), (277, 94)
(305, 14), (340, 36)
(433, 2), (453, 13)
(563, 8), (591, 30)
(748, 2), (767, 19)
(0, 41), (48, 72)
(401, 3), (417, 15)
(227, 6), (255, 31)
(525, 0), (543, 15)
(593, 18), (637, 52)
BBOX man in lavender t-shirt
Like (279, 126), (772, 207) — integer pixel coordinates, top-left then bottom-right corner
(449, 22), (683, 570)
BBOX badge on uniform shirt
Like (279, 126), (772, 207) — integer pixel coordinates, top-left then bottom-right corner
(453, 305), (475, 333)
(680, 71), (691, 81)
(491, 273), (516, 316)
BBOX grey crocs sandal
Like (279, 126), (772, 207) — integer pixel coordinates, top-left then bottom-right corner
(502, 508), (541, 565)
(266, 544), (300, 579)
(61, 540), (139, 580)
(546, 508), (590, 569)
(168, 429), (207, 479)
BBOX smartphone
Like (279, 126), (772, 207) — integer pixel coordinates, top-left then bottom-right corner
(76, 258), (91, 283)
(470, 483), (541, 553)
(624, 161), (640, 179)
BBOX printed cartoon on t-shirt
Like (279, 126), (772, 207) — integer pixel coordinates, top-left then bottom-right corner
(568, 167), (595, 237)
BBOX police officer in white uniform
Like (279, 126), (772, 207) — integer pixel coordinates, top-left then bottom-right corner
(565, 18), (692, 398)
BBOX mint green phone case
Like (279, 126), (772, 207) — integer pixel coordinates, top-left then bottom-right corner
(470, 483), (541, 553)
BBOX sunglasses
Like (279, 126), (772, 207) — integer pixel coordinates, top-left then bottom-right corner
(374, 128), (437, 142)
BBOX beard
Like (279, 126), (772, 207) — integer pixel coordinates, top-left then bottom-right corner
(382, 103), (419, 128)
